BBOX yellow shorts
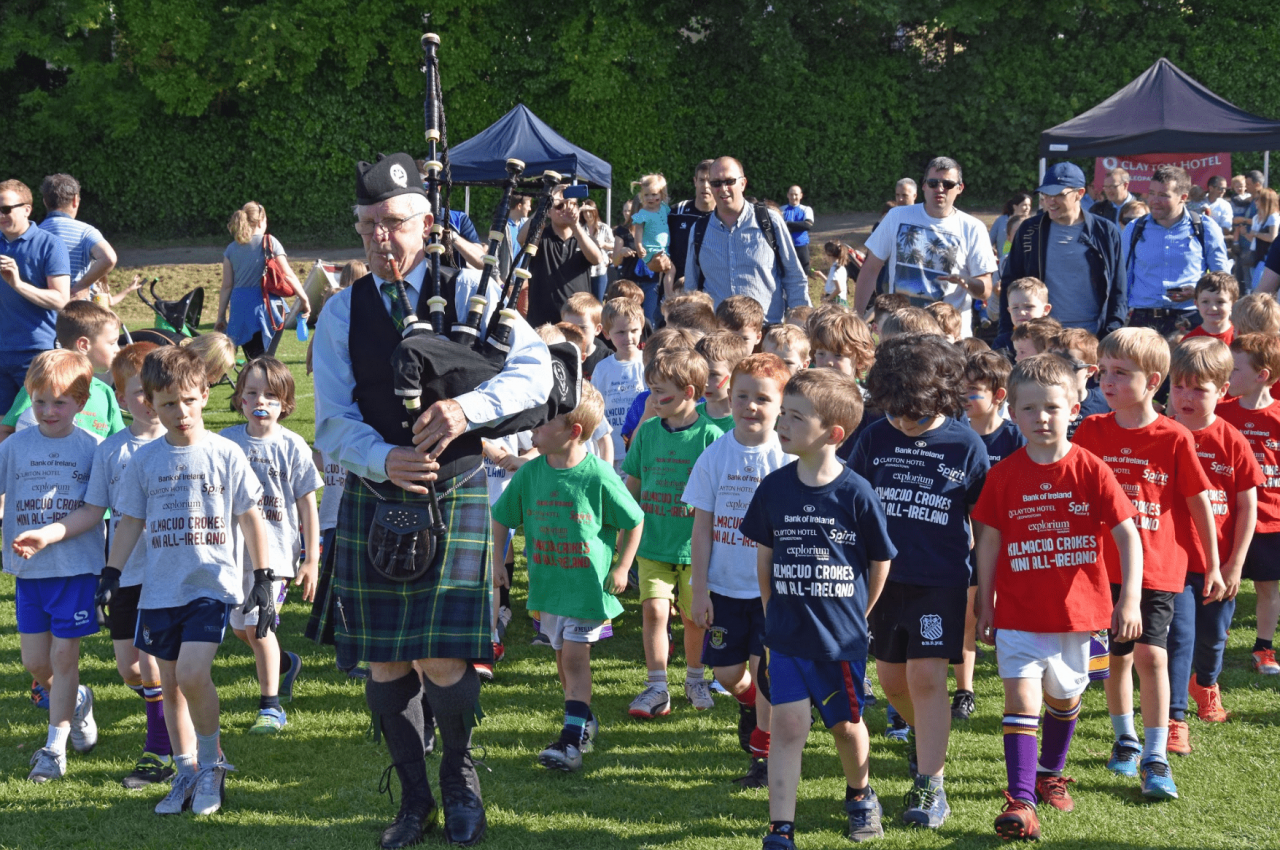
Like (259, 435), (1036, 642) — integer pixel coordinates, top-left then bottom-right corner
(638, 557), (693, 617)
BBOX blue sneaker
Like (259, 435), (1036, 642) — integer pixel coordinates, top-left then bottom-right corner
(279, 651), (302, 702)
(30, 680), (49, 710)
(249, 707), (287, 734)
(761, 826), (796, 850)
(1140, 759), (1179, 800)
(846, 787), (884, 841)
(902, 778), (950, 829)
(1107, 739), (1141, 777)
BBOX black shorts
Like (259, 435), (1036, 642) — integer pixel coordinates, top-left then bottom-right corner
(869, 581), (967, 664)
(1109, 584), (1176, 654)
(701, 593), (765, 668)
(107, 583), (142, 642)
(1243, 531), (1280, 582)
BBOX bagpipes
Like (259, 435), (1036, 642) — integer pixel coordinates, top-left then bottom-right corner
(372, 33), (582, 582)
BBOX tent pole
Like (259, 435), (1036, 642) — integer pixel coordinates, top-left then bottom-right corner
(1266, 151), (1271, 187)
(465, 186), (471, 216)
(1039, 158), (1046, 184)
(607, 187), (612, 227)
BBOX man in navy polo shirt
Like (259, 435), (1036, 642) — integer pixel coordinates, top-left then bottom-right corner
(1121, 164), (1228, 337)
(0, 179), (70, 414)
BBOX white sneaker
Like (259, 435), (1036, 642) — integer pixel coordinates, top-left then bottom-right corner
(70, 685), (97, 753)
(684, 678), (715, 711)
(192, 760), (234, 815)
(27, 746), (66, 783)
(155, 771), (197, 814)
(580, 716), (599, 754)
(628, 686), (672, 719)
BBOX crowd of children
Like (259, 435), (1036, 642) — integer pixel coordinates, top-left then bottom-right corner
(6, 266), (1280, 848)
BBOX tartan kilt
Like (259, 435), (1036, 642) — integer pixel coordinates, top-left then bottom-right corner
(330, 467), (493, 664)
(304, 527), (339, 646)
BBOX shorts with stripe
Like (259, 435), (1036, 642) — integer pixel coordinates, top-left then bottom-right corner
(763, 648), (865, 728)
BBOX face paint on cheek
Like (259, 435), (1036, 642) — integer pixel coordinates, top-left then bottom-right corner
(717, 374), (731, 390)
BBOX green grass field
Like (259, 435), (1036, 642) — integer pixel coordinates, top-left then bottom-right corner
(2, 302), (1280, 849)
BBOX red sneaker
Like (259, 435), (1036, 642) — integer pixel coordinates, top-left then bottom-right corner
(1188, 680), (1228, 722)
(492, 642), (505, 664)
(994, 791), (1040, 841)
(1034, 774), (1075, 812)
(474, 661), (494, 681)
(1253, 648), (1280, 675)
(1167, 719), (1191, 756)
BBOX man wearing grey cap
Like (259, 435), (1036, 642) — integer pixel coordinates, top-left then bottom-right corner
(313, 152), (550, 848)
(995, 162), (1125, 346)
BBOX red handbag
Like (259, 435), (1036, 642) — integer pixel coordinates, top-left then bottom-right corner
(260, 232), (296, 330)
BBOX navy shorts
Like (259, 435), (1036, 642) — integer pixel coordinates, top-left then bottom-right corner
(15, 575), (99, 639)
(701, 593), (765, 667)
(1243, 531), (1280, 582)
(106, 583), (142, 641)
(764, 649), (866, 728)
(1109, 584), (1175, 654)
(135, 598), (233, 661)
(869, 581), (967, 664)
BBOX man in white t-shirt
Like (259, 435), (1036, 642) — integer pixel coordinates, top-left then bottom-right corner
(855, 157), (996, 338)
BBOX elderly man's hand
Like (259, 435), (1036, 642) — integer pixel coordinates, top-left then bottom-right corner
(385, 447), (440, 494)
(412, 399), (468, 460)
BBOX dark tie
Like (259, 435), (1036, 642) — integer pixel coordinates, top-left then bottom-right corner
(380, 282), (405, 331)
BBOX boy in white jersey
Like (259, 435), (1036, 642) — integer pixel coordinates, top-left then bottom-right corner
(590, 297), (646, 474)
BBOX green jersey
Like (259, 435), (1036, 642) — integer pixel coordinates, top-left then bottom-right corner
(2, 377), (125, 438)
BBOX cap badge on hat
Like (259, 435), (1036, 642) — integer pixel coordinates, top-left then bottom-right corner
(390, 164), (408, 188)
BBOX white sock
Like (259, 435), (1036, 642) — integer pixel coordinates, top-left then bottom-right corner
(46, 725), (70, 754)
(174, 753), (197, 776)
(646, 670), (668, 693)
(686, 666), (705, 684)
(196, 731), (221, 767)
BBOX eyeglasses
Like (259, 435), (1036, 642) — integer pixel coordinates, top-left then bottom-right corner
(708, 177), (742, 188)
(553, 199), (578, 210)
(353, 212), (426, 235)
(0, 203), (29, 215)
(924, 178), (960, 191)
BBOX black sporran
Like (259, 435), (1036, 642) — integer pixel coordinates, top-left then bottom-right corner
(368, 502), (441, 582)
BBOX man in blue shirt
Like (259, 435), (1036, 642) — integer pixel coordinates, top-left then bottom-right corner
(781, 185), (815, 273)
(0, 179), (71, 414)
(1121, 164), (1228, 337)
(38, 174), (117, 299)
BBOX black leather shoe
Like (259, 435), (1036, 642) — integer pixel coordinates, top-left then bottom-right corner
(440, 753), (486, 846)
(380, 796), (438, 849)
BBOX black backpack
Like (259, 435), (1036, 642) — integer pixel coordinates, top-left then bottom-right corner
(689, 202), (781, 291)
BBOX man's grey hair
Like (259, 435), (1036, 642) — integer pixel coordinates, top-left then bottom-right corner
(925, 157), (963, 184)
(1107, 167), (1131, 183)
(1248, 169), (1267, 187)
(896, 178), (917, 192)
(40, 174), (80, 211)
(353, 192), (432, 218)
(1151, 164), (1190, 194)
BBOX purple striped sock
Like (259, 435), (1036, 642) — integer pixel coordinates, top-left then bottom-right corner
(142, 682), (171, 757)
(1003, 713), (1039, 804)
(1038, 700), (1081, 774)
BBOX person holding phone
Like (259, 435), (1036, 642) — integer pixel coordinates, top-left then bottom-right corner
(518, 184), (602, 328)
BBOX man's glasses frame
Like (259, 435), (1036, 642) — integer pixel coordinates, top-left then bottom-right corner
(353, 212), (426, 236)
(924, 178), (960, 191)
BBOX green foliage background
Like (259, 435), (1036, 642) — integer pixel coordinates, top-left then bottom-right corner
(3, 0), (1279, 241)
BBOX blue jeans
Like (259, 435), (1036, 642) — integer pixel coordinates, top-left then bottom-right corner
(638, 278), (661, 325)
(591, 273), (608, 302)
(1167, 571), (1235, 719)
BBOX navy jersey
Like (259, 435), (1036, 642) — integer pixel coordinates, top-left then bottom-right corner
(848, 417), (988, 587)
(979, 419), (1026, 466)
(740, 463), (897, 661)
(1067, 384), (1110, 440)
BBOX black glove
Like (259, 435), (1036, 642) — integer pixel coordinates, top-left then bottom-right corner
(95, 568), (122, 626)
(242, 569), (277, 639)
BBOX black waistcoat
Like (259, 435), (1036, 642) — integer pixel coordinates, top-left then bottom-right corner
(347, 269), (482, 482)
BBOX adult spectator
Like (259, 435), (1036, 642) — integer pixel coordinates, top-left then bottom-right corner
(580, 199), (614, 300)
(1121, 164), (1228, 336)
(1089, 167), (1138, 224)
(518, 185), (602, 327)
(855, 156), (995, 338)
(313, 152), (549, 849)
(1256, 234), (1280, 295)
(682, 156), (809, 323)
(0, 179), (70, 414)
(1203, 175), (1234, 234)
(668, 159), (715, 288)
(1233, 170), (1267, 283)
(506, 191), (532, 256)
(988, 192), (1032, 255)
(215, 201), (310, 359)
(781, 184), (816, 272)
(1245, 188), (1279, 289)
(995, 163), (1124, 345)
(895, 178), (918, 207)
(37, 173), (117, 299)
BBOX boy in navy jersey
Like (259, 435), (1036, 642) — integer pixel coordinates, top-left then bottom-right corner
(850, 335), (989, 829)
(742, 369), (896, 848)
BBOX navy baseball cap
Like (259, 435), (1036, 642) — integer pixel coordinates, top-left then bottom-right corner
(1036, 162), (1086, 195)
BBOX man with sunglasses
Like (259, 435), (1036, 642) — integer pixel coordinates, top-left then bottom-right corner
(518, 185), (603, 328)
(1090, 168), (1139, 226)
(0, 179), (71, 416)
(685, 156), (809, 323)
(855, 158), (996, 338)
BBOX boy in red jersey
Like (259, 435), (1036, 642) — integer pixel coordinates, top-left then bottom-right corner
(1073, 327), (1220, 801)
(1167, 338), (1262, 737)
(974, 354), (1143, 840)
(1216, 333), (1280, 675)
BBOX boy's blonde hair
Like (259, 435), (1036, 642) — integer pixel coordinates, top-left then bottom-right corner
(664, 299), (718, 336)
(536, 324), (566, 345)
(1097, 326), (1170, 377)
(764, 324), (811, 360)
(56, 300), (120, 349)
(879, 306), (942, 338)
(715, 295), (765, 334)
(1170, 337), (1233, 388)
(605, 279), (644, 305)
(642, 327), (697, 367)
(232, 356), (297, 418)
(958, 337), (990, 356)
(563, 292), (604, 325)
(564, 381), (605, 443)
(179, 332), (237, 385)
(1011, 316), (1063, 352)
(965, 349), (1014, 393)
(924, 301), (962, 339)
(1006, 353), (1077, 409)
(783, 368), (864, 442)
(25, 349), (94, 406)
(808, 307), (876, 375)
(784, 304), (812, 327)
(111, 342), (160, 402)
(1049, 327), (1099, 365)
(1006, 276), (1049, 302)
(695, 330), (753, 369)
(555, 322), (587, 357)
(645, 348), (709, 394)
(1230, 333), (1280, 383)
(601, 296), (644, 332)
(1232, 293), (1280, 336)
(1195, 270), (1239, 302)
(142, 345), (209, 400)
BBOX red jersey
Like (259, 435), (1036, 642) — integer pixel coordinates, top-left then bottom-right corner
(1073, 414), (1211, 592)
(971, 445), (1135, 633)
(1185, 417), (1264, 568)
(1215, 398), (1280, 531)
(1183, 325), (1235, 346)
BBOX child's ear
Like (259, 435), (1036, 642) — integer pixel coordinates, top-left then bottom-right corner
(685, 385), (697, 399)
(570, 422), (584, 442)
(828, 424), (847, 445)
(1260, 369), (1272, 386)
(73, 336), (91, 353)
(1086, 364), (1099, 378)
(993, 387), (1008, 404)
(1147, 371), (1164, 392)
(1041, 303), (1053, 315)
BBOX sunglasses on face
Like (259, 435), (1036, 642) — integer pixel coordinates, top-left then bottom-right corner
(553, 199), (578, 210)
(708, 177), (742, 188)
(0, 204), (29, 215)
(925, 178), (960, 191)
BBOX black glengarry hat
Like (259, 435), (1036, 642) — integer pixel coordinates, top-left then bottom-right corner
(356, 152), (429, 205)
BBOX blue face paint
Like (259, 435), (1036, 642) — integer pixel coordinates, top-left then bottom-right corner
(966, 394), (983, 401)
(252, 409), (270, 419)
(917, 416), (932, 425)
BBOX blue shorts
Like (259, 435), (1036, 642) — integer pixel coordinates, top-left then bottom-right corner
(135, 598), (233, 661)
(702, 593), (765, 667)
(764, 649), (866, 728)
(15, 575), (99, 639)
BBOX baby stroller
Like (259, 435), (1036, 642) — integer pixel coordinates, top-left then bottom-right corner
(118, 280), (238, 389)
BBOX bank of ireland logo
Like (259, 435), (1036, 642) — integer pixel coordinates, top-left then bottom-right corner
(915, 440), (927, 448)
(1041, 483), (1052, 491)
(920, 614), (943, 642)
(804, 504), (815, 513)
(1121, 448), (1132, 455)
(708, 626), (727, 649)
